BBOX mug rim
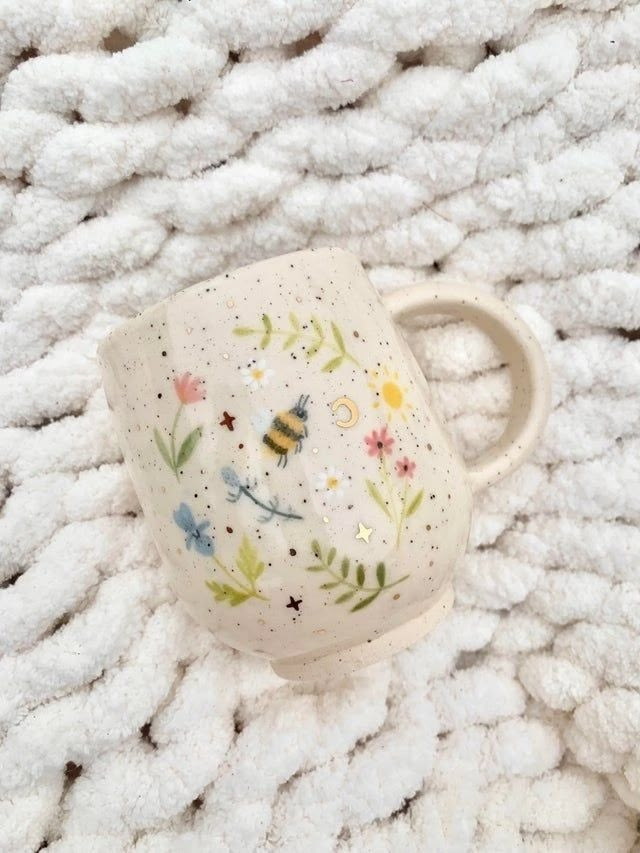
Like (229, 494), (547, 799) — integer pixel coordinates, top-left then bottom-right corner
(97, 246), (354, 360)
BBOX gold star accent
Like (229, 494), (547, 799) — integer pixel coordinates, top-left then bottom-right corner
(356, 522), (373, 543)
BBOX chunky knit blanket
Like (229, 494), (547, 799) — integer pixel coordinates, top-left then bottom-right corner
(1, 1), (639, 850)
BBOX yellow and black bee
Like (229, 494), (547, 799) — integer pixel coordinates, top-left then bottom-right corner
(263, 394), (310, 467)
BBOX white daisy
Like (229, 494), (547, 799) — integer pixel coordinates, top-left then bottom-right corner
(241, 358), (274, 390)
(315, 467), (349, 503)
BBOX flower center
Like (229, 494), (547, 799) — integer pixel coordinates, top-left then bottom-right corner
(327, 476), (339, 489)
(251, 368), (264, 380)
(377, 440), (383, 449)
(382, 381), (403, 409)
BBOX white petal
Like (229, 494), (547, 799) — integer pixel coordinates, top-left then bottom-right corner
(315, 473), (328, 490)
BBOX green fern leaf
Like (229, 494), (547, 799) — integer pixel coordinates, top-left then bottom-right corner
(321, 356), (343, 373)
(237, 535), (264, 581)
(335, 590), (356, 604)
(351, 592), (380, 612)
(331, 322), (346, 353)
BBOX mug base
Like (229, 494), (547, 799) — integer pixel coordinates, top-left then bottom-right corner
(271, 583), (454, 682)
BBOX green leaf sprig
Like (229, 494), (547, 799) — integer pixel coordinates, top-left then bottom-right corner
(306, 540), (409, 612)
(234, 313), (360, 372)
(206, 535), (268, 606)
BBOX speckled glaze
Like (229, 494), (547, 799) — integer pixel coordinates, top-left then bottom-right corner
(98, 248), (550, 681)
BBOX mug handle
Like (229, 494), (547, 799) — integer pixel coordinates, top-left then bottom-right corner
(382, 281), (551, 493)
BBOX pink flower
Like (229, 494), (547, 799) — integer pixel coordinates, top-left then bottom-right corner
(174, 372), (206, 404)
(364, 425), (395, 457)
(395, 456), (416, 479)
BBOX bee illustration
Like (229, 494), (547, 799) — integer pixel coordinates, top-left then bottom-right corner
(262, 394), (310, 467)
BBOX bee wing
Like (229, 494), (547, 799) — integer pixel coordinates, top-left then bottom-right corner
(173, 502), (195, 533)
(251, 408), (273, 434)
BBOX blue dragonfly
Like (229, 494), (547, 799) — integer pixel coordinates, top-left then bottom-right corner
(221, 467), (303, 522)
(173, 503), (215, 556)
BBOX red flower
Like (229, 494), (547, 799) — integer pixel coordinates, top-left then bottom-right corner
(395, 456), (416, 479)
(174, 372), (206, 404)
(364, 425), (395, 457)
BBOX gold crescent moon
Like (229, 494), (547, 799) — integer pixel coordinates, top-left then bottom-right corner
(331, 396), (359, 428)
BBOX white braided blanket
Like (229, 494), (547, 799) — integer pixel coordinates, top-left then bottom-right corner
(1, 1), (639, 850)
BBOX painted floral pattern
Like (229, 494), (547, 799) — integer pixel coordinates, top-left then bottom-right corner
(314, 466), (350, 505)
(154, 373), (205, 479)
(305, 539), (409, 611)
(364, 425), (424, 547)
(234, 313), (360, 372)
(395, 456), (416, 479)
(364, 424), (394, 457)
(241, 358), (274, 390)
(206, 535), (269, 607)
(174, 503), (214, 555)
(173, 503), (269, 606)
(152, 340), (425, 613)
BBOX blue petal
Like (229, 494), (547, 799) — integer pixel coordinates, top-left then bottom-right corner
(173, 503), (195, 532)
(197, 520), (210, 533)
(194, 535), (214, 556)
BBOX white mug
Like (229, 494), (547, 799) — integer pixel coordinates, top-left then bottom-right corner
(98, 248), (550, 680)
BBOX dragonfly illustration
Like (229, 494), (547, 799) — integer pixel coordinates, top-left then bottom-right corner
(173, 503), (215, 555)
(221, 467), (303, 523)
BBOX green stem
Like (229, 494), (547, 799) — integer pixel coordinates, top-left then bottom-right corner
(169, 403), (183, 479)
(213, 556), (269, 601)
(380, 453), (400, 530)
(396, 479), (409, 548)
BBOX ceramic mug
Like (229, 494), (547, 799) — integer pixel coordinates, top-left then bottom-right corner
(98, 248), (550, 680)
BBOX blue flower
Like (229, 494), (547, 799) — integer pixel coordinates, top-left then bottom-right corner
(173, 503), (214, 556)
